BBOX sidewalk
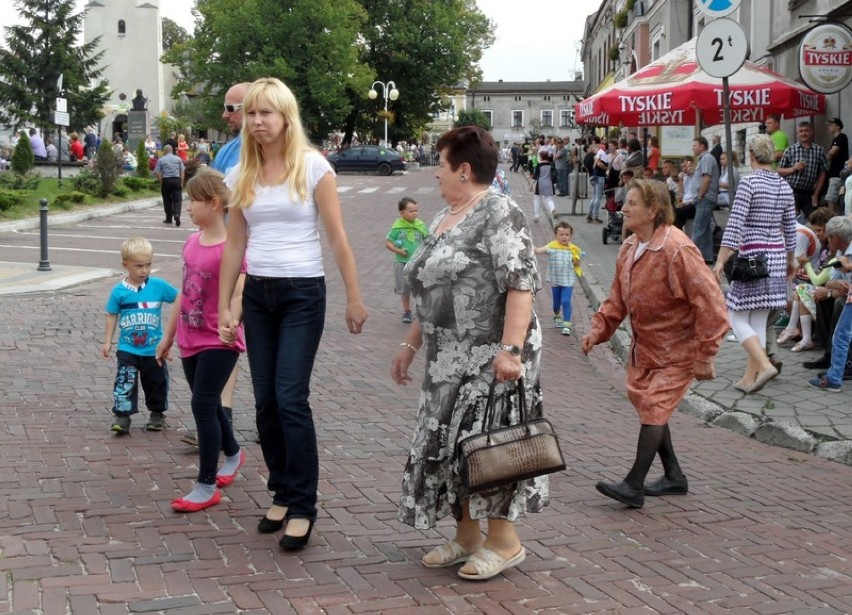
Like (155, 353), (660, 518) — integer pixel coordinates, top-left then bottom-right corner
(514, 167), (852, 466)
(2, 178), (852, 613)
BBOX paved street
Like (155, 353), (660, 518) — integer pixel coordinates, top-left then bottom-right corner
(1, 168), (852, 613)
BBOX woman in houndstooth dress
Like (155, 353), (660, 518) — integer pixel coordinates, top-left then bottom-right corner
(714, 134), (797, 394)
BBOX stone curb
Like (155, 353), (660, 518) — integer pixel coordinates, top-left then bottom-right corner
(0, 196), (161, 237)
(558, 198), (852, 467)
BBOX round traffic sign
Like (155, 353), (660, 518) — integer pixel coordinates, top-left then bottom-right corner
(696, 18), (750, 78)
(695, 0), (742, 18)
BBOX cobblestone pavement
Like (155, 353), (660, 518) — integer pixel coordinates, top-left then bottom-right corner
(1, 168), (852, 613)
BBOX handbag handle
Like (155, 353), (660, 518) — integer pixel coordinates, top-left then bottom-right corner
(482, 377), (529, 445)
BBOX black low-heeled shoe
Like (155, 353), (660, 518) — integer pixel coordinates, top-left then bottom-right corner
(595, 480), (644, 508)
(278, 519), (314, 551)
(257, 515), (285, 534)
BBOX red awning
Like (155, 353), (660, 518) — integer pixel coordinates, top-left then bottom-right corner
(575, 39), (825, 127)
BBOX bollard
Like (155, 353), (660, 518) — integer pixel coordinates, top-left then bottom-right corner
(37, 198), (51, 271)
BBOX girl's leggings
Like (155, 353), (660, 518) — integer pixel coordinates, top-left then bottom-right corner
(552, 285), (574, 323)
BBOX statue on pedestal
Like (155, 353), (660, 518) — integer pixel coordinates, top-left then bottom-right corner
(131, 89), (148, 111)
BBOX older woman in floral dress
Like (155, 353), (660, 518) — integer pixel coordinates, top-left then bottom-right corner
(582, 179), (729, 508)
(391, 126), (546, 581)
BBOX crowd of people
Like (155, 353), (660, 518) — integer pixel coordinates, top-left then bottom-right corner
(87, 73), (850, 586)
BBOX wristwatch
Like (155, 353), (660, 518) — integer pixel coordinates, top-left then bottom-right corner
(499, 343), (522, 357)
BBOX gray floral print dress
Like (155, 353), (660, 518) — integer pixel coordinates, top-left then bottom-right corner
(398, 192), (549, 530)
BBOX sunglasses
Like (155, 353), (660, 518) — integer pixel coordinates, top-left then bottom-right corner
(224, 103), (243, 113)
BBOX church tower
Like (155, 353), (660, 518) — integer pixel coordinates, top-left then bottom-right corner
(83, 0), (167, 139)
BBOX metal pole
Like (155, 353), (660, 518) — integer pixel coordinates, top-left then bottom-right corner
(38, 198), (51, 271)
(722, 76), (737, 200)
(383, 93), (389, 147)
(57, 128), (62, 188)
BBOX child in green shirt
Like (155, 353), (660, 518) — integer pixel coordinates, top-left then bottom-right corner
(385, 197), (429, 323)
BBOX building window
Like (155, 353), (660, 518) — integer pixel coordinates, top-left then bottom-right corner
(543, 95), (551, 101)
(514, 95), (522, 102)
(482, 110), (493, 128)
(118, 20), (126, 35)
(512, 110), (524, 128)
(482, 96), (491, 102)
(541, 110), (553, 128)
(559, 108), (574, 128)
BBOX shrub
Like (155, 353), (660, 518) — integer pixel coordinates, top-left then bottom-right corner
(92, 141), (123, 196)
(135, 139), (151, 178)
(113, 187), (128, 197)
(53, 191), (87, 206)
(72, 169), (103, 195)
(0, 172), (40, 190)
(122, 176), (149, 191)
(0, 190), (26, 211)
(11, 133), (34, 175)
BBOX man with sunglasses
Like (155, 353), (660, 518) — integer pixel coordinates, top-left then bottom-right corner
(211, 82), (251, 175)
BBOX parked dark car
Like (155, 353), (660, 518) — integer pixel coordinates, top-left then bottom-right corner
(326, 145), (407, 176)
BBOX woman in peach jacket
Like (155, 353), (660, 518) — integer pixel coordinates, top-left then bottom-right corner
(582, 179), (728, 509)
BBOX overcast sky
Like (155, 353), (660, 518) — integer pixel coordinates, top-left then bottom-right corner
(0, 0), (602, 82)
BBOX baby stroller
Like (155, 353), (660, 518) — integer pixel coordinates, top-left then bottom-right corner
(601, 190), (623, 244)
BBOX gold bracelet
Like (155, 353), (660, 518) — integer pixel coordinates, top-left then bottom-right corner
(399, 342), (418, 354)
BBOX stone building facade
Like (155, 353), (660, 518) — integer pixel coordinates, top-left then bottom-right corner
(465, 80), (586, 144)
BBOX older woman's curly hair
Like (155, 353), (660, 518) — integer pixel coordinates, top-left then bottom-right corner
(626, 178), (675, 227)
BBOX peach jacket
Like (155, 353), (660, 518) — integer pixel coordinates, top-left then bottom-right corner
(588, 224), (729, 369)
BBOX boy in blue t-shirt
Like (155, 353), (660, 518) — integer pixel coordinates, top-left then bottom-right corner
(102, 237), (178, 434)
(385, 197), (429, 323)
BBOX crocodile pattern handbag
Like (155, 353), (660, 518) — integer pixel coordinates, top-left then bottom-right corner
(457, 377), (566, 493)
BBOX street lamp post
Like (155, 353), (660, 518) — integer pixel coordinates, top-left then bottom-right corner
(368, 80), (399, 147)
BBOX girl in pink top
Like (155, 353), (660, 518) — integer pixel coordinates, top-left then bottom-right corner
(157, 169), (246, 512)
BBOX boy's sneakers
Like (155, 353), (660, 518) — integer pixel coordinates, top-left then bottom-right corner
(561, 324), (573, 336)
(553, 316), (563, 328)
(402, 311), (412, 324)
(145, 412), (167, 431)
(807, 376), (842, 393)
(111, 414), (131, 434)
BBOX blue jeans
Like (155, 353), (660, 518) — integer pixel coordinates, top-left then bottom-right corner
(827, 303), (852, 387)
(242, 275), (326, 520)
(551, 285), (574, 324)
(112, 351), (169, 415)
(589, 176), (604, 219)
(691, 197), (715, 262)
(181, 349), (240, 485)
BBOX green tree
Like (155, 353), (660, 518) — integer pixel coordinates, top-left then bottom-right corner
(527, 119), (543, 141)
(135, 139), (151, 178)
(0, 0), (110, 133)
(11, 132), (34, 175)
(161, 16), (188, 51)
(163, 0), (372, 139)
(93, 141), (123, 197)
(454, 109), (491, 132)
(348, 0), (494, 146)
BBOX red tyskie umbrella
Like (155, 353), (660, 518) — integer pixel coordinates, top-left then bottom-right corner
(575, 38), (825, 127)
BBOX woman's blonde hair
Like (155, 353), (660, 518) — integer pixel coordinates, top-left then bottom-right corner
(626, 178), (675, 227)
(231, 77), (314, 208)
(749, 134), (775, 165)
(186, 168), (230, 207)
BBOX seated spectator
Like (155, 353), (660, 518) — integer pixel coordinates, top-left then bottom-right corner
(674, 158), (698, 230)
(45, 138), (58, 162)
(803, 215), (852, 371)
(122, 147), (138, 172)
(777, 208), (833, 351)
(69, 132), (85, 161)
